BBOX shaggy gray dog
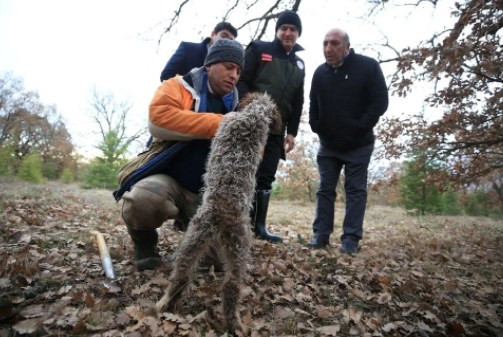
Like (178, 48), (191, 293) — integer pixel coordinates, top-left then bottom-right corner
(156, 93), (280, 334)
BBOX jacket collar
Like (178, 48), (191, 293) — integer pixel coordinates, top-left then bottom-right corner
(324, 48), (355, 69)
(181, 66), (239, 112)
(202, 37), (212, 50)
(345, 48), (355, 62)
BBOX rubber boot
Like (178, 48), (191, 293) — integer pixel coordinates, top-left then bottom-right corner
(127, 228), (162, 271)
(251, 190), (283, 243)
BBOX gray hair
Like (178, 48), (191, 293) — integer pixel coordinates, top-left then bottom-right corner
(343, 32), (350, 46)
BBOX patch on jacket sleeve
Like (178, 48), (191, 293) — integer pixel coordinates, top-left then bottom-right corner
(297, 60), (304, 70)
(261, 53), (273, 62)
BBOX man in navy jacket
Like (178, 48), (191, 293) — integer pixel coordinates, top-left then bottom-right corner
(160, 22), (238, 81)
(307, 28), (388, 254)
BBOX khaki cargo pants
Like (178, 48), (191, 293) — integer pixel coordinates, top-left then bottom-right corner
(121, 174), (200, 230)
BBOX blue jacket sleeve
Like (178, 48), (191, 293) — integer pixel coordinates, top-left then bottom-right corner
(160, 43), (188, 82)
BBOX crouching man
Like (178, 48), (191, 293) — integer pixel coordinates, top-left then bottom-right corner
(113, 39), (245, 270)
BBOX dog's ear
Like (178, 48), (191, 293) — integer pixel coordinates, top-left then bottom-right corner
(269, 105), (282, 134)
(238, 93), (282, 133)
(237, 93), (257, 111)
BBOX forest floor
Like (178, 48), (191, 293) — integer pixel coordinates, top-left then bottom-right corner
(1, 178), (502, 337)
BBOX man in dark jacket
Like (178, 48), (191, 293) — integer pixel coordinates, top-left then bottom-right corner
(307, 28), (388, 254)
(160, 21), (238, 81)
(238, 10), (305, 243)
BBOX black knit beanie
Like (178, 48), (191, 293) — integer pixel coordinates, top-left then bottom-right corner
(275, 10), (302, 36)
(204, 39), (245, 70)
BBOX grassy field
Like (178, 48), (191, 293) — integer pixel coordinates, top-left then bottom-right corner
(1, 178), (502, 336)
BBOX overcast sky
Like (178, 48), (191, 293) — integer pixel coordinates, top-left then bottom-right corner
(0, 0), (456, 157)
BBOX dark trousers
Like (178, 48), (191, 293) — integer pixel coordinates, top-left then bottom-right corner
(256, 134), (284, 191)
(312, 143), (373, 242)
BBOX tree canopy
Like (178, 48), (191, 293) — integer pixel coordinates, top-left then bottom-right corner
(379, 0), (502, 182)
(0, 73), (75, 177)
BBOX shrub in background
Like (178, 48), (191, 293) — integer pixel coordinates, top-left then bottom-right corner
(42, 161), (59, 180)
(17, 154), (44, 183)
(60, 167), (75, 184)
(0, 147), (15, 176)
(440, 189), (462, 215)
(82, 159), (121, 190)
(465, 192), (490, 217)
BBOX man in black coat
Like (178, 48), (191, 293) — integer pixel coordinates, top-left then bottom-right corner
(160, 22), (238, 81)
(238, 10), (305, 243)
(307, 28), (388, 254)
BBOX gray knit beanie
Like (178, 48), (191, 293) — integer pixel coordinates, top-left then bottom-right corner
(204, 39), (245, 70)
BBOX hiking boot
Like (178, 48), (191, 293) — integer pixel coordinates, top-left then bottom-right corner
(127, 228), (162, 271)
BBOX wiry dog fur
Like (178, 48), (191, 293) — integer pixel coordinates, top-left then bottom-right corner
(156, 93), (280, 334)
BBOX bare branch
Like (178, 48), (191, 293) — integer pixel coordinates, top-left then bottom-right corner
(291, 0), (302, 12)
(397, 0), (438, 7)
(237, 0), (282, 31)
(246, 0), (261, 10)
(157, 0), (189, 46)
(223, 0), (240, 21)
(463, 64), (503, 84)
(237, 13), (277, 31)
(157, 0), (304, 44)
(380, 58), (401, 63)
(254, 15), (274, 41)
(236, 0), (303, 40)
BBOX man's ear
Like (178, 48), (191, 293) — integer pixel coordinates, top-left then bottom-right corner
(345, 43), (351, 56)
(205, 65), (211, 72)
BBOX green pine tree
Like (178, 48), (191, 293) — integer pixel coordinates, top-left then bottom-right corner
(399, 158), (445, 215)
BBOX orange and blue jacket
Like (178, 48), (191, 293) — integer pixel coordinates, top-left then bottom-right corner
(114, 67), (239, 199)
(149, 67), (238, 141)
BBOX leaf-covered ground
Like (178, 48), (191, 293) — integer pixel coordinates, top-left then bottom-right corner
(1, 178), (502, 337)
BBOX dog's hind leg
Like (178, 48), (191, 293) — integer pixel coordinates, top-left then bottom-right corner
(156, 212), (215, 313)
(219, 222), (251, 334)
